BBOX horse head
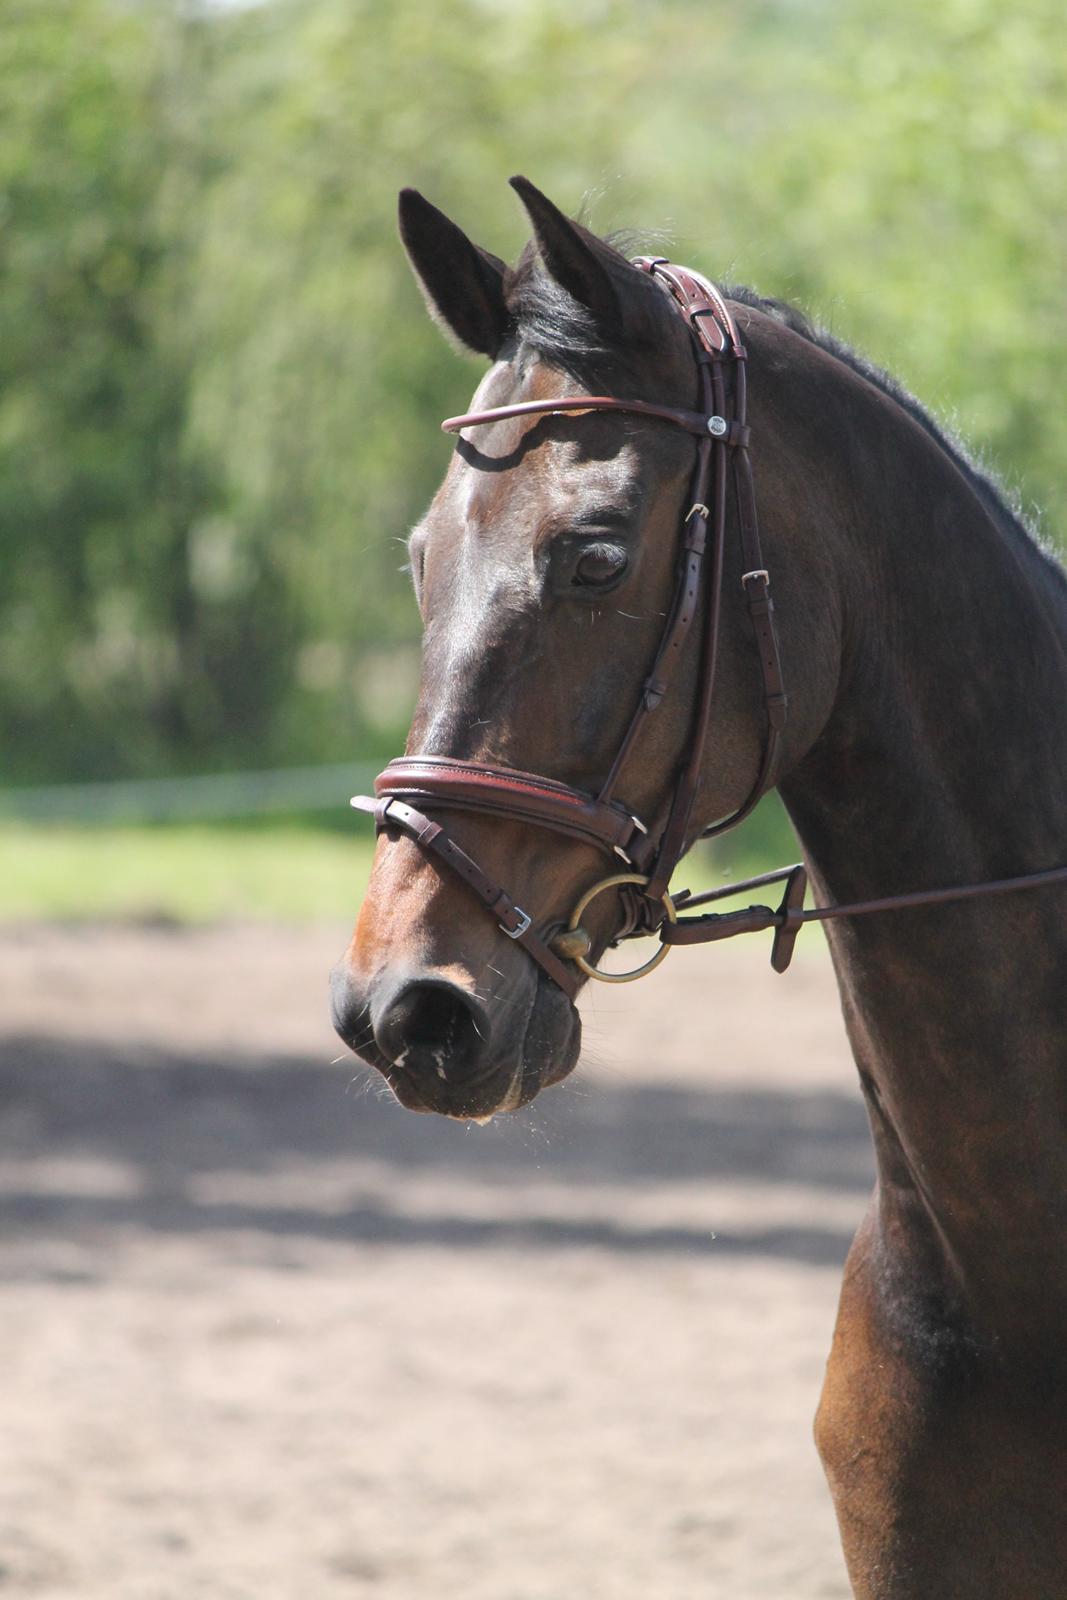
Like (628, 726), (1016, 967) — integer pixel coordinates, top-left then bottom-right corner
(331, 178), (841, 1117)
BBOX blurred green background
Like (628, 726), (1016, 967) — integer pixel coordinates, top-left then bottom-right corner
(3, 0), (1064, 919)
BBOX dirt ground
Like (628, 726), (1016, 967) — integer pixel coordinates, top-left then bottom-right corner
(0, 921), (869, 1599)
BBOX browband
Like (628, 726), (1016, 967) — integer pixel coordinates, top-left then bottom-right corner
(442, 395), (725, 439)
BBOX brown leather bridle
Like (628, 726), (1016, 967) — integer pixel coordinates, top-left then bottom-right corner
(353, 258), (1067, 1001)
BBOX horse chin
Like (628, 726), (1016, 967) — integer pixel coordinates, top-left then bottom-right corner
(444, 972), (583, 1121)
(517, 971), (583, 1097)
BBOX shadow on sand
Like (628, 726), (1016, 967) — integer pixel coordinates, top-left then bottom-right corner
(0, 1036), (872, 1270)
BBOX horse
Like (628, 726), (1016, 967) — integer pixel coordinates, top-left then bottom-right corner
(331, 176), (1067, 1596)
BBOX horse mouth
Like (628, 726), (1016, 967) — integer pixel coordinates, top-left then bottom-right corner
(337, 980), (581, 1119)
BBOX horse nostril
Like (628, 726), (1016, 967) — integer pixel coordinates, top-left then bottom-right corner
(373, 980), (489, 1081)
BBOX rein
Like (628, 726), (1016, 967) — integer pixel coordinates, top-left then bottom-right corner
(353, 258), (1067, 997)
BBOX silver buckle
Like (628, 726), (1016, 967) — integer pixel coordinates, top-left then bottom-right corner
(742, 568), (769, 588)
(501, 908), (532, 939)
(707, 415), (729, 437)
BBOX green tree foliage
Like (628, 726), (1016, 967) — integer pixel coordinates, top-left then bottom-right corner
(2, 0), (1064, 784)
(0, 0), (300, 780)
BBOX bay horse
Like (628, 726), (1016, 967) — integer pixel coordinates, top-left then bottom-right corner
(331, 177), (1067, 1596)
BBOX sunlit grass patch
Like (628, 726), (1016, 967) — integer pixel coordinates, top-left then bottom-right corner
(0, 797), (799, 928)
(0, 824), (377, 923)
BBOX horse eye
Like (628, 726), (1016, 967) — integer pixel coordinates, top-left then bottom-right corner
(573, 544), (628, 588)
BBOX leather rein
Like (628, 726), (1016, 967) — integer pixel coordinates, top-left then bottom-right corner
(354, 257), (1067, 1000)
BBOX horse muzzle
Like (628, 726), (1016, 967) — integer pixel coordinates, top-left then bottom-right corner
(330, 956), (581, 1119)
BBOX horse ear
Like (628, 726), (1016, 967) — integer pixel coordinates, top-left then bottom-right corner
(508, 175), (620, 326)
(398, 188), (510, 359)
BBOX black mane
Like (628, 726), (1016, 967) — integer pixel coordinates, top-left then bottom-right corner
(506, 245), (1055, 577)
(720, 283), (1048, 563)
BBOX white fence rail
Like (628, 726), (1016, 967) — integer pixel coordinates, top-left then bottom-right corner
(0, 763), (380, 824)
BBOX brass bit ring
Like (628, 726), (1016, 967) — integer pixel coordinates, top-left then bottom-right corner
(564, 872), (676, 983)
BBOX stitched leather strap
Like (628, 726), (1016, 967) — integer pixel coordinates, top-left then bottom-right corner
(658, 857), (1067, 970)
(374, 757), (655, 868)
(442, 395), (718, 438)
(633, 260), (787, 903)
(632, 258), (744, 358)
(352, 795), (581, 999)
(595, 369), (716, 802)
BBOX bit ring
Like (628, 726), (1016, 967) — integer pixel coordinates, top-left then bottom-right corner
(565, 872), (676, 983)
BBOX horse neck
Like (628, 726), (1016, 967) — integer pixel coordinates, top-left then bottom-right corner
(783, 419), (1067, 913)
(776, 375), (1067, 1320)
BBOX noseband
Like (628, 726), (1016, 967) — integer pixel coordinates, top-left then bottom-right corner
(354, 258), (1067, 1000)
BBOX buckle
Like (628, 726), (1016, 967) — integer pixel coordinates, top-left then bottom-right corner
(501, 908), (532, 939)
